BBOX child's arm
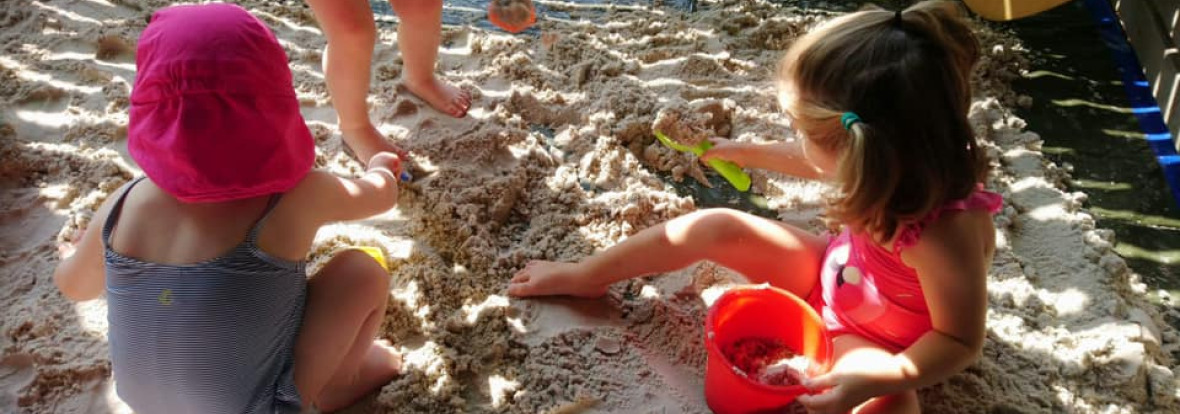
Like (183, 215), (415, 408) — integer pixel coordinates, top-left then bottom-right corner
(890, 215), (991, 388)
(300, 152), (403, 223)
(54, 185), (126, 301)
(700, 138), (826, 180)
(798, 212), (992, 413)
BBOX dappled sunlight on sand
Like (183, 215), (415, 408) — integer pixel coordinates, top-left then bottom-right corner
(2, 0), (1178, 412)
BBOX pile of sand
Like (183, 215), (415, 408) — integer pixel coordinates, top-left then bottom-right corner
(0, 0), (1176, 413)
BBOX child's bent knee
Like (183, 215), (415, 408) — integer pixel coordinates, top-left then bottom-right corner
(686, 208), (751, 243)
(322, 249), (391, 292)
(858, 390), (920, 414)
(897, 390), (920, 414)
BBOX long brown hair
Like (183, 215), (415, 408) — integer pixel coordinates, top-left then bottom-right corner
(778, 1), (987, 241)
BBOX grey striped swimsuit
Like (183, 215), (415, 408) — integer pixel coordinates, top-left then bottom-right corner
(103, 178), (305, 413)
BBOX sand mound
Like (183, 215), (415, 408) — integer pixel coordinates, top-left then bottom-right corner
(0, 0), (1176, 413)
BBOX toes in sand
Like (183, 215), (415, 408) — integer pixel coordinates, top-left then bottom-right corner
(403, 77), (472, 118)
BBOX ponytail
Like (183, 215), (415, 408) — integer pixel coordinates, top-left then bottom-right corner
(833, 118), (908, 240)
(777, 1), (986, 240)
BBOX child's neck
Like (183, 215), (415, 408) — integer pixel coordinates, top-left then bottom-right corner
(144, 184), (269, 216)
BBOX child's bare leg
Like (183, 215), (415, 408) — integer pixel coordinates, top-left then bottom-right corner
(855, 391), (920, 414)
(388, 0), (472, 118)
(823, 335), (920, 414)
(508, 208), (828, 298)
(294, 249), (400, 412)
(305, 0), (403, 162)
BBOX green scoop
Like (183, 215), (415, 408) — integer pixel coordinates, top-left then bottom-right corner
(654, 131), (751, 192)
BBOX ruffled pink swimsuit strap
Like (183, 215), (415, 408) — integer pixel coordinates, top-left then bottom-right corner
(892, 184), (1004, 255)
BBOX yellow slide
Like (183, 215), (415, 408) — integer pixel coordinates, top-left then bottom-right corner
(961, 0), (1074, 21)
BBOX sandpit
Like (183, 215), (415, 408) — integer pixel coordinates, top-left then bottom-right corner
(0, 0), (1177, 413)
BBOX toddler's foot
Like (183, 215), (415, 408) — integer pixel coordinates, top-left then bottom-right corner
(340, 124), (409, 164)
(356, 340), (402, 389)
(508, 261), (610, 298)
(317, 340), (402, 412)
(403, 76), (472, 118)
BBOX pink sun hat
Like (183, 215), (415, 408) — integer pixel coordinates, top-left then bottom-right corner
(129, 3), (314, 203)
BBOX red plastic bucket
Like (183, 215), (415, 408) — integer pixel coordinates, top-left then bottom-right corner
(488, 0), (536, 34)
(704, 285), (832, 414)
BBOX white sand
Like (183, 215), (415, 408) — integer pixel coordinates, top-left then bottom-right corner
(0, 0), (1177, 412)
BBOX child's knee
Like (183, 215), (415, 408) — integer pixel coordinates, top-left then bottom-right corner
(895, 390), (920, 413)
(326, 19), (376, 46)
(389, 0), (442, 16)
(327, 249), (391, 293)
(683, 208), (748, 244)
(860, 390), (920, 414)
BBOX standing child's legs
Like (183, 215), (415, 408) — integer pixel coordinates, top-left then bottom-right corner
(388, 0), (472, 118)
(294, 249), (400, 412)
(305, 0), (402, 163)
(508, 208), (829, 298)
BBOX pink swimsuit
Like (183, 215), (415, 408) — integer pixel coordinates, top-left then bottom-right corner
(808, 186), (1002, 352)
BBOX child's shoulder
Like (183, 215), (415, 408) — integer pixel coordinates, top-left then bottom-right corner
(275, 169), (339, 214)
(894, 187), (1002, 254)
(286, 169), (331, 189)
(900, 207), (996, 271)
(285, 169), (364, 202)
(920, 207), (995, 244)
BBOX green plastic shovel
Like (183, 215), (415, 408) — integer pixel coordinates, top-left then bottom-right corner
(655, 131), (751, 192)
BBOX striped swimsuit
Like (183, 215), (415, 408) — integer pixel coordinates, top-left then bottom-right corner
(103, 178), (305, 413)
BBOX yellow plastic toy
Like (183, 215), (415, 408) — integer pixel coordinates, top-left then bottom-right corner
(962, 0), (1073, 21)
(355, 246), (389, 272)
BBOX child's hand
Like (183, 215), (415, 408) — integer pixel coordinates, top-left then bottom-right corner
(488, 0), (536, 33)
(699, 137), (747, 166)
(796, 352), (907, 414)
(367, 151), (403, 178)
(57, 229), (82, 260)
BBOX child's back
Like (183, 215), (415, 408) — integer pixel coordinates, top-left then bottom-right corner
(102, 179), (317, 413)
(108, 181), (318, 265)
(54, 4), (407, 413)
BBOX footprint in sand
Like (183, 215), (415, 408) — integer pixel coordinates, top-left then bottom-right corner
(393, 99), (419, 119)
(0, 189), (67, 262)
(415, 118), (437, 133)
(95, 35), (134, 62)
(440, 28), (470, 50)
(0, 353), (35, 410)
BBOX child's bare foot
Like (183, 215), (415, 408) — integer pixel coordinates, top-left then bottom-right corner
(507, 261), (610, 298)
(402, 76), (472, 118)
(340, 124), (408, 163)
(317, 340), (402, 412)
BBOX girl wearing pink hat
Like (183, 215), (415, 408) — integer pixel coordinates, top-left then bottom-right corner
(53, 4), (403, 412)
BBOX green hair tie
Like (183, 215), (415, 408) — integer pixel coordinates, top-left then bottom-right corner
(841, 112), (862, 131)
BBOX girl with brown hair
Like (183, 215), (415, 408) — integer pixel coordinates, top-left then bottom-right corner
(509, 2), (1000, 412)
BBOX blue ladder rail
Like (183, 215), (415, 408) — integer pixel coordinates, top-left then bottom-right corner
(1083, 0), (1180, 208)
